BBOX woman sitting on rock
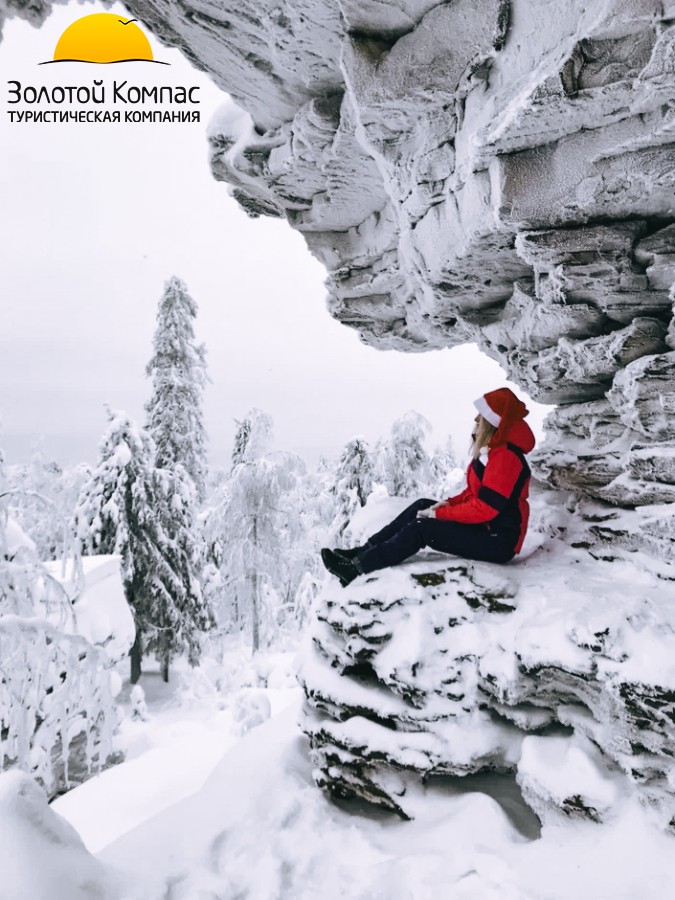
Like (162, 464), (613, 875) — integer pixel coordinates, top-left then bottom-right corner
(321, 387), (535, 587)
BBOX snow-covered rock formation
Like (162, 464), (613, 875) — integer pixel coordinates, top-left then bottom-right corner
(93, 0), (675, 517)
(4, 0), (675, 526)
(299, 499), (675, 826)
(42, 555), (136, 666)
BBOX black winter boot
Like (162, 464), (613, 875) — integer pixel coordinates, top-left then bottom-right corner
(320, 548), (361, 587)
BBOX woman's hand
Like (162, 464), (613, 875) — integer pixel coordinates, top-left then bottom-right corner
(416, 507), (435, 519)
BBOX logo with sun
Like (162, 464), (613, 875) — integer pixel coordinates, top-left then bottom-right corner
(40, 13), (168, 65)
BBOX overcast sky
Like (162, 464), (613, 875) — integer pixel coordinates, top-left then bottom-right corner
(0, 2), (552, 471)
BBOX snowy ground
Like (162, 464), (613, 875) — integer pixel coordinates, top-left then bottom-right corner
(4, 485), (675, 899)
(0, 632), (672, 899)
(51, 649), (298, 855)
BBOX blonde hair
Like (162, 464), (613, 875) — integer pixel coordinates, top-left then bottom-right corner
(471, 414), (497, 460)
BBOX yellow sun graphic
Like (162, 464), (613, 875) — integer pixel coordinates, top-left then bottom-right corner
(46, 13), (163, 64)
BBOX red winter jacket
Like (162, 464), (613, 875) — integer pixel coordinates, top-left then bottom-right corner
(435, 419), (536, 554)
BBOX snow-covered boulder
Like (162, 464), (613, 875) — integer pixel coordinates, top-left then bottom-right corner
(516, 734), (623, 824)
(299, 495), (675, 827)
(42, 554), (135, 665)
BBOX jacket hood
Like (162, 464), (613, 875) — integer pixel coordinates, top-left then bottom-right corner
(496, 418), (536, 454)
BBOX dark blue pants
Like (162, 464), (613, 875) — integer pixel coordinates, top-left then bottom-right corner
(358, 498), (516, 574)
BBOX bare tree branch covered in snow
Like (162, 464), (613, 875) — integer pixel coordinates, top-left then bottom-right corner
(6, 439), (90, 562)
(204, 411), (308, 652)
(0, 438), (117, 797)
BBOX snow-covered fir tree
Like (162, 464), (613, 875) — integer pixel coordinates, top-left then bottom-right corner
(429, 435), (461, 497)
(376, 411), (432, 498)
(330, 437), (374, 540)
(231, 417), (252, 469)
(205, 410), (305, 651)
(74, 407), (212, 682)
(145, 276), (209, 504)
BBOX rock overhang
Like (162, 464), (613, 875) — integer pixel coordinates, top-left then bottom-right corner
(3, 0), (675, 509)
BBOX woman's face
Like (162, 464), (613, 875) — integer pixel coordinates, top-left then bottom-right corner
(471, 414), (480, 442)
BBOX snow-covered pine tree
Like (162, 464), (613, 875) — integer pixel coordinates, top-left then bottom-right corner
(74, 407), (212, 683)
(330, 437), (374, 540)
(231, 417), (252, 469)
(145, 276), (209, 504)
(148, 457), (214, 681)
(232, 411), (273, 467)
(429, 435), (460, 497)
(376, 411), (432, 498)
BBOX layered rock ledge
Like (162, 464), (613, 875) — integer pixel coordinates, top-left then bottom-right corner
(3, 1), (675, 520)
(197, 0), (675, 518)
(124, 0), (675, 517)
(299, 493), (675, 825)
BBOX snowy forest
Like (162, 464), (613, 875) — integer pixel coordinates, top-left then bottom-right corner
(0, 276), (460, 804)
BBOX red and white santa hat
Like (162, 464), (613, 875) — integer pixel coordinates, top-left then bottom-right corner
(474, 387), (529, 446)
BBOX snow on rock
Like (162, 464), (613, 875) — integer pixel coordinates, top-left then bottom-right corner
(517, 734), (623, 824)
(0, 771), (122, 900)
(42, 554), (135, 665)
(299, 489), (675, 827)
(114, 0), (675, 530)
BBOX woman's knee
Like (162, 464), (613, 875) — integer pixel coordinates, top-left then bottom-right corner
(408, 498), (437, 514)
(393, 499), (438, 528)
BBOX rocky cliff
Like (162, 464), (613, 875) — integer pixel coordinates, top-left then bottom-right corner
(109, 0), (675, 520)
(4, 0), (675, 521)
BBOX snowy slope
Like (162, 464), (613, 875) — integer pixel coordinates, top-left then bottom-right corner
(93, 702), (675, 899)
(0, 772), (123, 900)
(1, 662), (673, 898)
